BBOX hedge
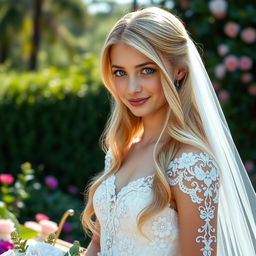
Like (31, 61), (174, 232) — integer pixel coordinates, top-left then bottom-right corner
(0, 55), (109, 189)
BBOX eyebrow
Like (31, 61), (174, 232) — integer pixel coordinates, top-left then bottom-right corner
(111, 61), (156, 69)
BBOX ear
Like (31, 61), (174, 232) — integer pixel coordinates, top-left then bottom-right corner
(175, 66), (187, 81)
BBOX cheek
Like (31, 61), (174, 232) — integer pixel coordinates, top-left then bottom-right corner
(114, 80), (126, 98)
(147, 77), (164, 94)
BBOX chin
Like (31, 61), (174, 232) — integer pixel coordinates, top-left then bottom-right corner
(129, 110), (150, 118)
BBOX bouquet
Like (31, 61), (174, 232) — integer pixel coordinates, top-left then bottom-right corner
(1, 232), (85, 256)
(0, 206), (85, 255)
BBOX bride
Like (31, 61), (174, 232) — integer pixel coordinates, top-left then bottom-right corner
(82, 7), (256, 256)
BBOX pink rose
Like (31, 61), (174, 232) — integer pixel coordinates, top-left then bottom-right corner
(214, 64), (226, 79)
(39, 220), (58, 235)
(217, 44), (229, 56)
(239, 56), (253, 70)
(0, 174), (14, 184)
(244, 160), (255, 172)
(209, 0), (228, 19)
(0, 219), (15, 234)
(248, 84), (256, 96)
(35, 213), (49, 222)
(224, 22), (240, 38)
(241, 73), (252, 83)
(24, 221), (42, 233)
(224, 55), (239, 71)
(241, 27), (256, 44)
(218, 89), (229, 102)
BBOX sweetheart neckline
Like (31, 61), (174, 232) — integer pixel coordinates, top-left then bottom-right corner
(107, 174), (178, 213)
(112, 173), (155, 198)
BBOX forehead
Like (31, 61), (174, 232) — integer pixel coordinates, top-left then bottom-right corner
(109, 42), (153, 66)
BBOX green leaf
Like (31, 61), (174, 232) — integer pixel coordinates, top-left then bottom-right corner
(19, 224), (38, 240)
(63, 242), (80, 256)
(69, 244), (80, 254)
(0, 202), (7, 218)
(3, 194), (14, 203)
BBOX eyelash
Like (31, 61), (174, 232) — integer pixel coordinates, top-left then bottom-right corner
(142, 67), (156, 75)
(113, 70), (126, 77)
(113, 67), (156, 77)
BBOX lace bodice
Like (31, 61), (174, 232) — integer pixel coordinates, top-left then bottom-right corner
(93, 150), (220, 256)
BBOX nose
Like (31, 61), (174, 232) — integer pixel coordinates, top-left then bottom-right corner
(127, 76), (142, 94)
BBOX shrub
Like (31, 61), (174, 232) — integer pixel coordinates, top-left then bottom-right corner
(0, 54), (109, 189)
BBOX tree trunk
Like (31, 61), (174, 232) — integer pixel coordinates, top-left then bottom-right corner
(29, 0), (43, 70)
(0, 41), (8, 63)
(132, 0), (138, 11)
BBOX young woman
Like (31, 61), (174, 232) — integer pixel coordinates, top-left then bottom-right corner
(82, 7), (256, 256)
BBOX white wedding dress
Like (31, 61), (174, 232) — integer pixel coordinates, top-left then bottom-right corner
(93, 151), (220, 256)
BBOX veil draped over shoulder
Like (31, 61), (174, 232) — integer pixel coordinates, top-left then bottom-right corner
(187, 38), (256, 255)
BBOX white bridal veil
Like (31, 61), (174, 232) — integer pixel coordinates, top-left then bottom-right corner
(187, 38), (256, 255)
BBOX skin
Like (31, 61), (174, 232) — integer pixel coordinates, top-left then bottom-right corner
(111, 42), (168, 124)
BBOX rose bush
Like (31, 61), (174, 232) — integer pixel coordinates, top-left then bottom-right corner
(162, 0), (256, 189)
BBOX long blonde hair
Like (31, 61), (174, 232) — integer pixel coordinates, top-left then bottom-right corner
(82, 6), (214, 238)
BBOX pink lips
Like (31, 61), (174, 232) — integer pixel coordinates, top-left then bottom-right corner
(128, 97), (150, 106)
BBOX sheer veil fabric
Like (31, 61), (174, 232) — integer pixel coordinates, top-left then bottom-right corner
(187, 38), (256, 255)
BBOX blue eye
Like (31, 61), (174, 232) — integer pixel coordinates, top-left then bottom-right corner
(142, 68), (156, 75)
(113, 70), (126, 77)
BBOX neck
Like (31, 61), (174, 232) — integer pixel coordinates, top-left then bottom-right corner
(139, 105), (169, 147)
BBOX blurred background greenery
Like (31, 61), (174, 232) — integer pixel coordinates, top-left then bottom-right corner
(0, 0), (255, 248)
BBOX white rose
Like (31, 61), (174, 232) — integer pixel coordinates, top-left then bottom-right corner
(26, 242), (64, 256)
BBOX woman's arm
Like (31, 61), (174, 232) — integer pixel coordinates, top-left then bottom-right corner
(166, 151), (220, 256)
(84, 219), (101, 256)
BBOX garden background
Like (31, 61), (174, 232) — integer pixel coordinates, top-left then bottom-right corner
(0, 0), (255, 248)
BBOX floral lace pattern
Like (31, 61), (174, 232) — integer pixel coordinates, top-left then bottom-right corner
(94, 152), (180, 256)
(166, 152), (220, 256)
(104, 150), (112, 172)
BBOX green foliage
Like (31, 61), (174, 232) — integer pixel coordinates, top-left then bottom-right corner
(45, 232), (56, 244)
(0, 54), (109, 189)
(18, 224), (39, 240)
(0, 54), (107, 245)
(0, 163), (34, 217)
(11, 231), (28, 252)
(0, 203), (20, 233)
(64, 241), (85, 256)
(19, 181), (86, 245)
(0, 0), (89, 70)
(1, 163), (87, 246)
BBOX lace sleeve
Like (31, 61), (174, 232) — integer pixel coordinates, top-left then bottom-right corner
(104, 150), (112, 173)
(166, 151), (220, 256)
